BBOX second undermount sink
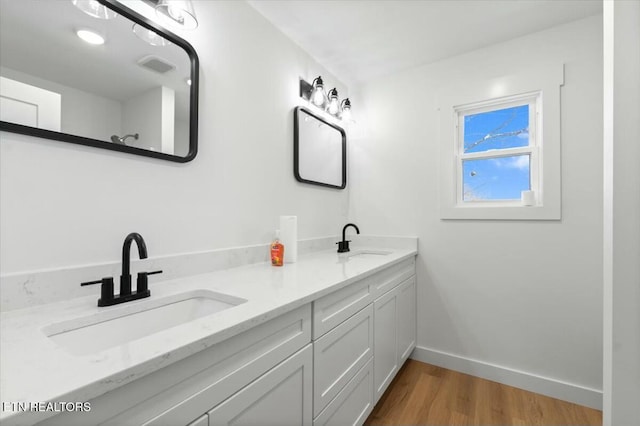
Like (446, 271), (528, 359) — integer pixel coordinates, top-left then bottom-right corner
(347, 249), (392, 259)
(43, 290), (247, 356)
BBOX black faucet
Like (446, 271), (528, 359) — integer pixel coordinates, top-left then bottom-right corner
(120, 232), (147, 296)
(337, 223), (360, 253)
(81, 232), (162, 307)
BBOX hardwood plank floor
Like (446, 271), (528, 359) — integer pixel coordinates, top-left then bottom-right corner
(365, 360), (602, 426)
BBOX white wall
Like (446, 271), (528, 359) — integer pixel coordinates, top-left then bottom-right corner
(350, 16), (603, 406)
(174, 118), (189, 157)
(0, 66), (122, 141)
(603, 1), (640, 424)
(0, 1), (348, 274)
(123, 86), (166, 151)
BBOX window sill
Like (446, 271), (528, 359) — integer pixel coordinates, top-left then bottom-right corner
(440, 204), (561, 221)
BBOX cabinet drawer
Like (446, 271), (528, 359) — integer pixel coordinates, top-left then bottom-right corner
(313, 358), (374, 426)
(313, 304), (374, 417)
(208, 344), (312, 426)
(313, 276), (372, 339)
(370, 257), (415, 299)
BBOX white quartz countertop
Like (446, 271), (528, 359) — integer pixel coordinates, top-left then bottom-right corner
(0, 245), (416, 425)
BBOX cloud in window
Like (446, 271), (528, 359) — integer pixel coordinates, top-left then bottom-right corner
(489, 156), (529, 171)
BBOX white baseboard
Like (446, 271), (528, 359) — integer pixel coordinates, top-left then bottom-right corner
(410, 346), (602, 410)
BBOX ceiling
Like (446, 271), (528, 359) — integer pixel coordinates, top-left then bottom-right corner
(247, 0), (603, 85)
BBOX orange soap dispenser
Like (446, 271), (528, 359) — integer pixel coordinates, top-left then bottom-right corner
(271, 230), (284, 267)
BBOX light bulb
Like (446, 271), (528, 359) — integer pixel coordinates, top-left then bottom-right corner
(311, 87), (325, 106)
(309, 76), (327, 107)
(168, 5), (185, 23)
(341, 107), (352, 122)
(328, 98), (339, 115)
(326, 88), (340, 116)
(132, 24), (170, 47)
(72, 0), (117, 19)
(155, 0), (198, 30)
(340, 98), (352, 121)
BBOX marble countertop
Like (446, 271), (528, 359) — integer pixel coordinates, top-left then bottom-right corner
(0, 244), (416, 425)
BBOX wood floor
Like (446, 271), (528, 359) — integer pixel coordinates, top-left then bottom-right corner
(364, 360), (602, 426)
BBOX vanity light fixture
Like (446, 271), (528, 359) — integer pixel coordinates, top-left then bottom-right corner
(132, 24), (170, 47)
(155, 0), (198, 30)
(72, 0), (117, 20)
(299, 76), (353, 122)
(76, 29), (105, 45)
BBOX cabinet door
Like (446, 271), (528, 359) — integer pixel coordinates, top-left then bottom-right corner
(313, 358), (374, 426)
(397, 277), (417, 364)
(208, 344), (312, 426)
(373, 288), (398, 402)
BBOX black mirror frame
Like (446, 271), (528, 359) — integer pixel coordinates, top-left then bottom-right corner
(294, 106), (347, 190)
(0, 0), (199, 163)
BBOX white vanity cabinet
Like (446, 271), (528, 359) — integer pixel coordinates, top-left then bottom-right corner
(33, 255), (416, 426)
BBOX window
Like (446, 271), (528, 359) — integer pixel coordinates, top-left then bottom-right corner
(456, 94), (539, 205)
(438, 65), (564, 220)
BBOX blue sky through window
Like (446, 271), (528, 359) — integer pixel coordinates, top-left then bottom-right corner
(463, 156), (530, 201)
(464, 105), (529, 153)
(462, 105), (530, 201)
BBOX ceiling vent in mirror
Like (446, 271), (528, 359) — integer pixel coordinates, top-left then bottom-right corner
(137, 55), (175, 74)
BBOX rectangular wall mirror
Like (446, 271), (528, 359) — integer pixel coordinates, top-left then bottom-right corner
(0, 0), (199, 162)
(294, 106), (346, 189)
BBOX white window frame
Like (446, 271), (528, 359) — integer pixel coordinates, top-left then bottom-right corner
(438, 64), (564, 220)
(455, 92), (540, 206)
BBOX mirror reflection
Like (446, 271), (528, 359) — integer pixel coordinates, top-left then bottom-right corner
(0, 0), (197, 160)
(294, 107), (346, 189)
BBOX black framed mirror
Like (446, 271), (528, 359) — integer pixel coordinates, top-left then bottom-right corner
(294, 106), (346, 189)
(0, 0), (199, 162)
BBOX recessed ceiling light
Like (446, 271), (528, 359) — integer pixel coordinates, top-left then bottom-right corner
(76, 29), (105, 45)
(186, 78), (191, 86)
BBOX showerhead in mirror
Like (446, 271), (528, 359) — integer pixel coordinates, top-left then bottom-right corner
(110, 133), (139, 145)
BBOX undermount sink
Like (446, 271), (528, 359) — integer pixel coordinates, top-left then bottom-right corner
(43, 290), (247, 356)
(346, 250), (392, 258)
